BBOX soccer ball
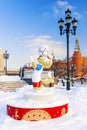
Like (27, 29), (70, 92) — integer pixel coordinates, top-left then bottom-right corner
(38, 45), (49, 56)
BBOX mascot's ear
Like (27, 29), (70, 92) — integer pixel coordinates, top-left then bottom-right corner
(36, 64), (42, 71)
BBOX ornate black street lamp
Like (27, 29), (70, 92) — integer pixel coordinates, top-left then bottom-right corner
(58, 9), (77, 90)
(3, 50), (9, 75)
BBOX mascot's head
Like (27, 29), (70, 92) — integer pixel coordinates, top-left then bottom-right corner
(38, 45), (49, 57)
(31, 45), (53, 69)
(38, 56), (52, 69)
(38, 45), (52, 69)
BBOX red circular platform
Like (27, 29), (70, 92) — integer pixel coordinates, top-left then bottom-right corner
(7, 103), (68, 121)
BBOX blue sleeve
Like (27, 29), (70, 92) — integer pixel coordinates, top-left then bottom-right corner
(36, 64), (42, 71)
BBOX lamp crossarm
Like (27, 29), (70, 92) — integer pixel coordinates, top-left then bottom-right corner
(61, 29), (76, 35)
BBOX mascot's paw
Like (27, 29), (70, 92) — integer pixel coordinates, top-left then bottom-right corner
(32, 61), (37, 69)
(42, 77), (52, 85)
(42, 78), (54, 87)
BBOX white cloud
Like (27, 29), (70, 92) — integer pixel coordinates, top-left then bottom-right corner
(84, 49), (87, 53)
(84, 11), (87, 15)
(57, 0), (68, 7)
(73, 12), (82, 19)
(56, 0), (82, 19)
(24, 35), (66, 59)
(52, 6), (59, 16)
(52, 46), (66, 59)
(56, 0), (74, 9)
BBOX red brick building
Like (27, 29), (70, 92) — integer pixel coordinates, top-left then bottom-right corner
(51, 37), (85, 78)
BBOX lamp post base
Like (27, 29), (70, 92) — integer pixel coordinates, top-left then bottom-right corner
(66, 79), (70, 90)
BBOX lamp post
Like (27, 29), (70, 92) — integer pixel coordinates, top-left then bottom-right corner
(3, 50), (9, 75)
(58, 9), (77, 90)
(80, 66), (84, 84)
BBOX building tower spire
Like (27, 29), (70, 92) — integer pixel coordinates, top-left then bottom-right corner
(74, 37), (80, 51)
(52, 49), (55, 61)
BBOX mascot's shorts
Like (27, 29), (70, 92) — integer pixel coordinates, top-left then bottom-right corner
(33, 81), (42, 89)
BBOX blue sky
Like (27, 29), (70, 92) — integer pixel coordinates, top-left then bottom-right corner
(0, 0), (87, 69)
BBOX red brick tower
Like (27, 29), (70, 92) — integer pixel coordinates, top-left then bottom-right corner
(72, 37), (83, 77)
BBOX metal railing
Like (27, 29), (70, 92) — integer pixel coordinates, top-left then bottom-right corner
(23, 70), (54, 79)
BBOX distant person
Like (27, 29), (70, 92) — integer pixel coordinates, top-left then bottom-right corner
(19, 67), (24, 80)
(62, 79), (65, 86)
(71, 78), (74, 86)
(54, 67), (57, 78)
(80, 77), (85, 84)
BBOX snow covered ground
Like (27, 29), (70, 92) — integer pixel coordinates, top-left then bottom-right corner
(0, 76), (87, 130)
